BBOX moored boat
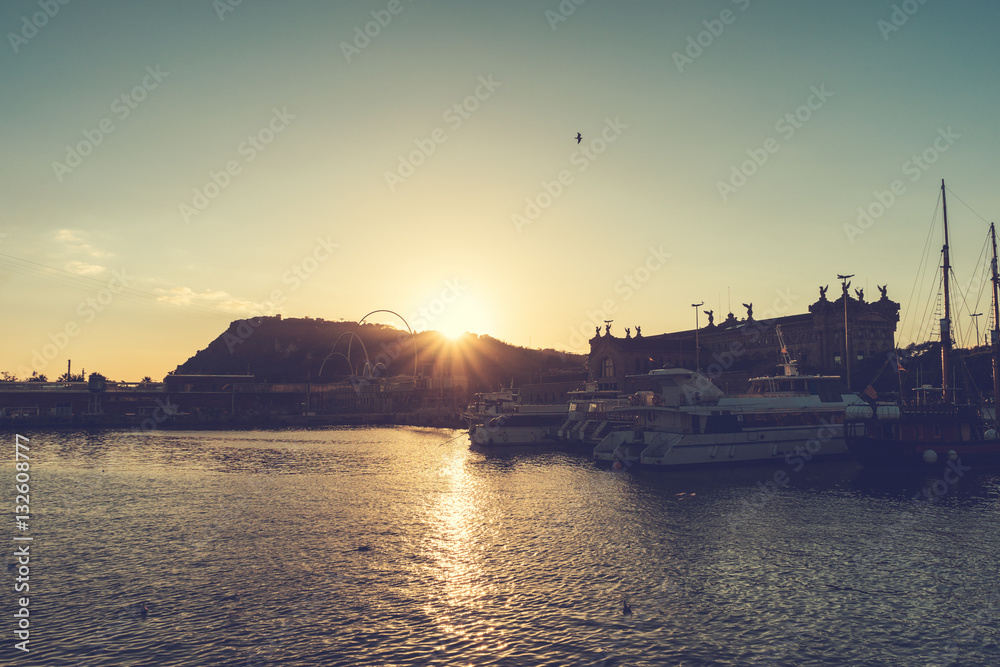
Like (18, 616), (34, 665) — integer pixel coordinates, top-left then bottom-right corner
(845, 182), (1000, 469)
(469, 404), (569, 446)
(595, 328), (859, 467)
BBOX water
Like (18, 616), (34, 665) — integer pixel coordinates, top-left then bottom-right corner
(4, 427), (1000, 666)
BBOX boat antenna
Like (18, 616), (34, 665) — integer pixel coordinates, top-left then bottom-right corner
(991, 221), (1000, 427)
(941, 179), (952, 401)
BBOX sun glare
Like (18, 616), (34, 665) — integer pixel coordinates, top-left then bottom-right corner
(432, 295), (493, 341)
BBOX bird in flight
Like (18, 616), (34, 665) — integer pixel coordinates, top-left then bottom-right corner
(575, 132), (582, 144)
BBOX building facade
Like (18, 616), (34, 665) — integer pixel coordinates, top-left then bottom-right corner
(589, 286), (900, 393)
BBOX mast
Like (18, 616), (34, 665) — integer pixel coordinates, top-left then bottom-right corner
(941, 179), (952, 399)
(991, 222), (1000, 427)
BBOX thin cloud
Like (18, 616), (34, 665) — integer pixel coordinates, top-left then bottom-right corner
(53, 228), (113, 259)
(64, 260), (106, 276)
(155, 286), (275, 315)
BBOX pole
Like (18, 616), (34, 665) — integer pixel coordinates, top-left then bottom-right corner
(838, 274), (854, 390)
(990, 222), (1000, 428)
(692, 302), (704, 372)
(941, 179), (952, 400)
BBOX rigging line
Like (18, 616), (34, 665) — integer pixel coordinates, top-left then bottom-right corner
(947, 233), (990, 347)
(967, 232), (993, 346)
(900, 194), (942, 344)
(944, 185), (991, 225)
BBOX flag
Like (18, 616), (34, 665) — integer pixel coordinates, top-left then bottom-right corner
(863, 385), (878, 401)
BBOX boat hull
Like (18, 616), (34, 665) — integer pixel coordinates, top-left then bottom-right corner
(846, 435), (1000, 469)
(594, 424), (847, 467)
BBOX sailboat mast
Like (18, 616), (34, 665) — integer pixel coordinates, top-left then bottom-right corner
(941, 179), (952, 399)
(991, 222), (1000, 426)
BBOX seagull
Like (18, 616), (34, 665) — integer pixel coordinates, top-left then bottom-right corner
(575, 132), (582, 144)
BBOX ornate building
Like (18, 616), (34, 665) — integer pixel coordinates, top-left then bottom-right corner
(588, 285), (900, 393)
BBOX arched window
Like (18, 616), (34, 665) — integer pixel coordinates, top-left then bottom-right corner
(603, 358), (615, 378)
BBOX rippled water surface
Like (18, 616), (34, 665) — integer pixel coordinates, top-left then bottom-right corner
(5, 427), (1000, 666)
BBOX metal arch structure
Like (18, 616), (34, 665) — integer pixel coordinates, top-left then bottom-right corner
(352, 310), (418, 379)
(317, 310), (418, 380)
(318, 330), (373, 379)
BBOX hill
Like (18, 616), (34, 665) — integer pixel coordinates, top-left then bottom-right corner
(172, 315), (587, 392)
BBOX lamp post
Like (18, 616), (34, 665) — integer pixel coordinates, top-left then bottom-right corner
(837, 274), (854, 389)
(971, 313), (982, 347)
(692, 302), (704, 372)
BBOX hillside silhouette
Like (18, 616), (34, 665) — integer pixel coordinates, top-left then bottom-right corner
(172, 316), (587, 392)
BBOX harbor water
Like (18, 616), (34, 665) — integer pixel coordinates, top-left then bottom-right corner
(5, 427), (1000, 666)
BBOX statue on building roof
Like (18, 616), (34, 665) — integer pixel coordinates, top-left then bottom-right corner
(625, 327), (631, 338)
(635, 325), (642, 337)
(878, 284), (888, 300)
(596, 326), (601, 337)
(605, 323), (611, 336)
(704, 309), (714, 326)
(742, 303), (753, 319)
(855, 287), (865, 303)
(819, 285), (828, 300)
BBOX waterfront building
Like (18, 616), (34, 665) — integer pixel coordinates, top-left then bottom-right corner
(589, 287), (900, 393)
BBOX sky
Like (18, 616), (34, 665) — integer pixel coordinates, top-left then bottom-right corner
(2, 0), (999, 381)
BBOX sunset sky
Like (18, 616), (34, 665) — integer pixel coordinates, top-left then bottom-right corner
(2, 0), (999, 381)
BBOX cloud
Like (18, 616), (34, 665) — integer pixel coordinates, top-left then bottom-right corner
(64, 260), (106, 276)
(155, 286), (276, 315)
(53, 228), (112, 258)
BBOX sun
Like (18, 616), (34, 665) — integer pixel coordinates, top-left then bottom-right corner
(439, 324), (467, 340)
(432, 295), (493, 340)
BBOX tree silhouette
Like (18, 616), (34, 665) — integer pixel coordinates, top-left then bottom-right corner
(27, 372), (48, 382)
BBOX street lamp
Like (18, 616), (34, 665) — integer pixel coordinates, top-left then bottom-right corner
(837, 274), (854, 389)
(692, 302), (704, 372)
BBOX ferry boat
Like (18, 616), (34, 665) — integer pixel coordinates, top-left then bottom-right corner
(845, 182), (1000, 469)
(469, 404), (569, 446)
(594, 328), (860, 467)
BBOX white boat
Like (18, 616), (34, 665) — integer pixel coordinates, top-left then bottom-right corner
(470, 404), (569, 446)
(461, 387), (519, 429)
(595, 328), (861, 467)
(555, 382), (635, 445)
